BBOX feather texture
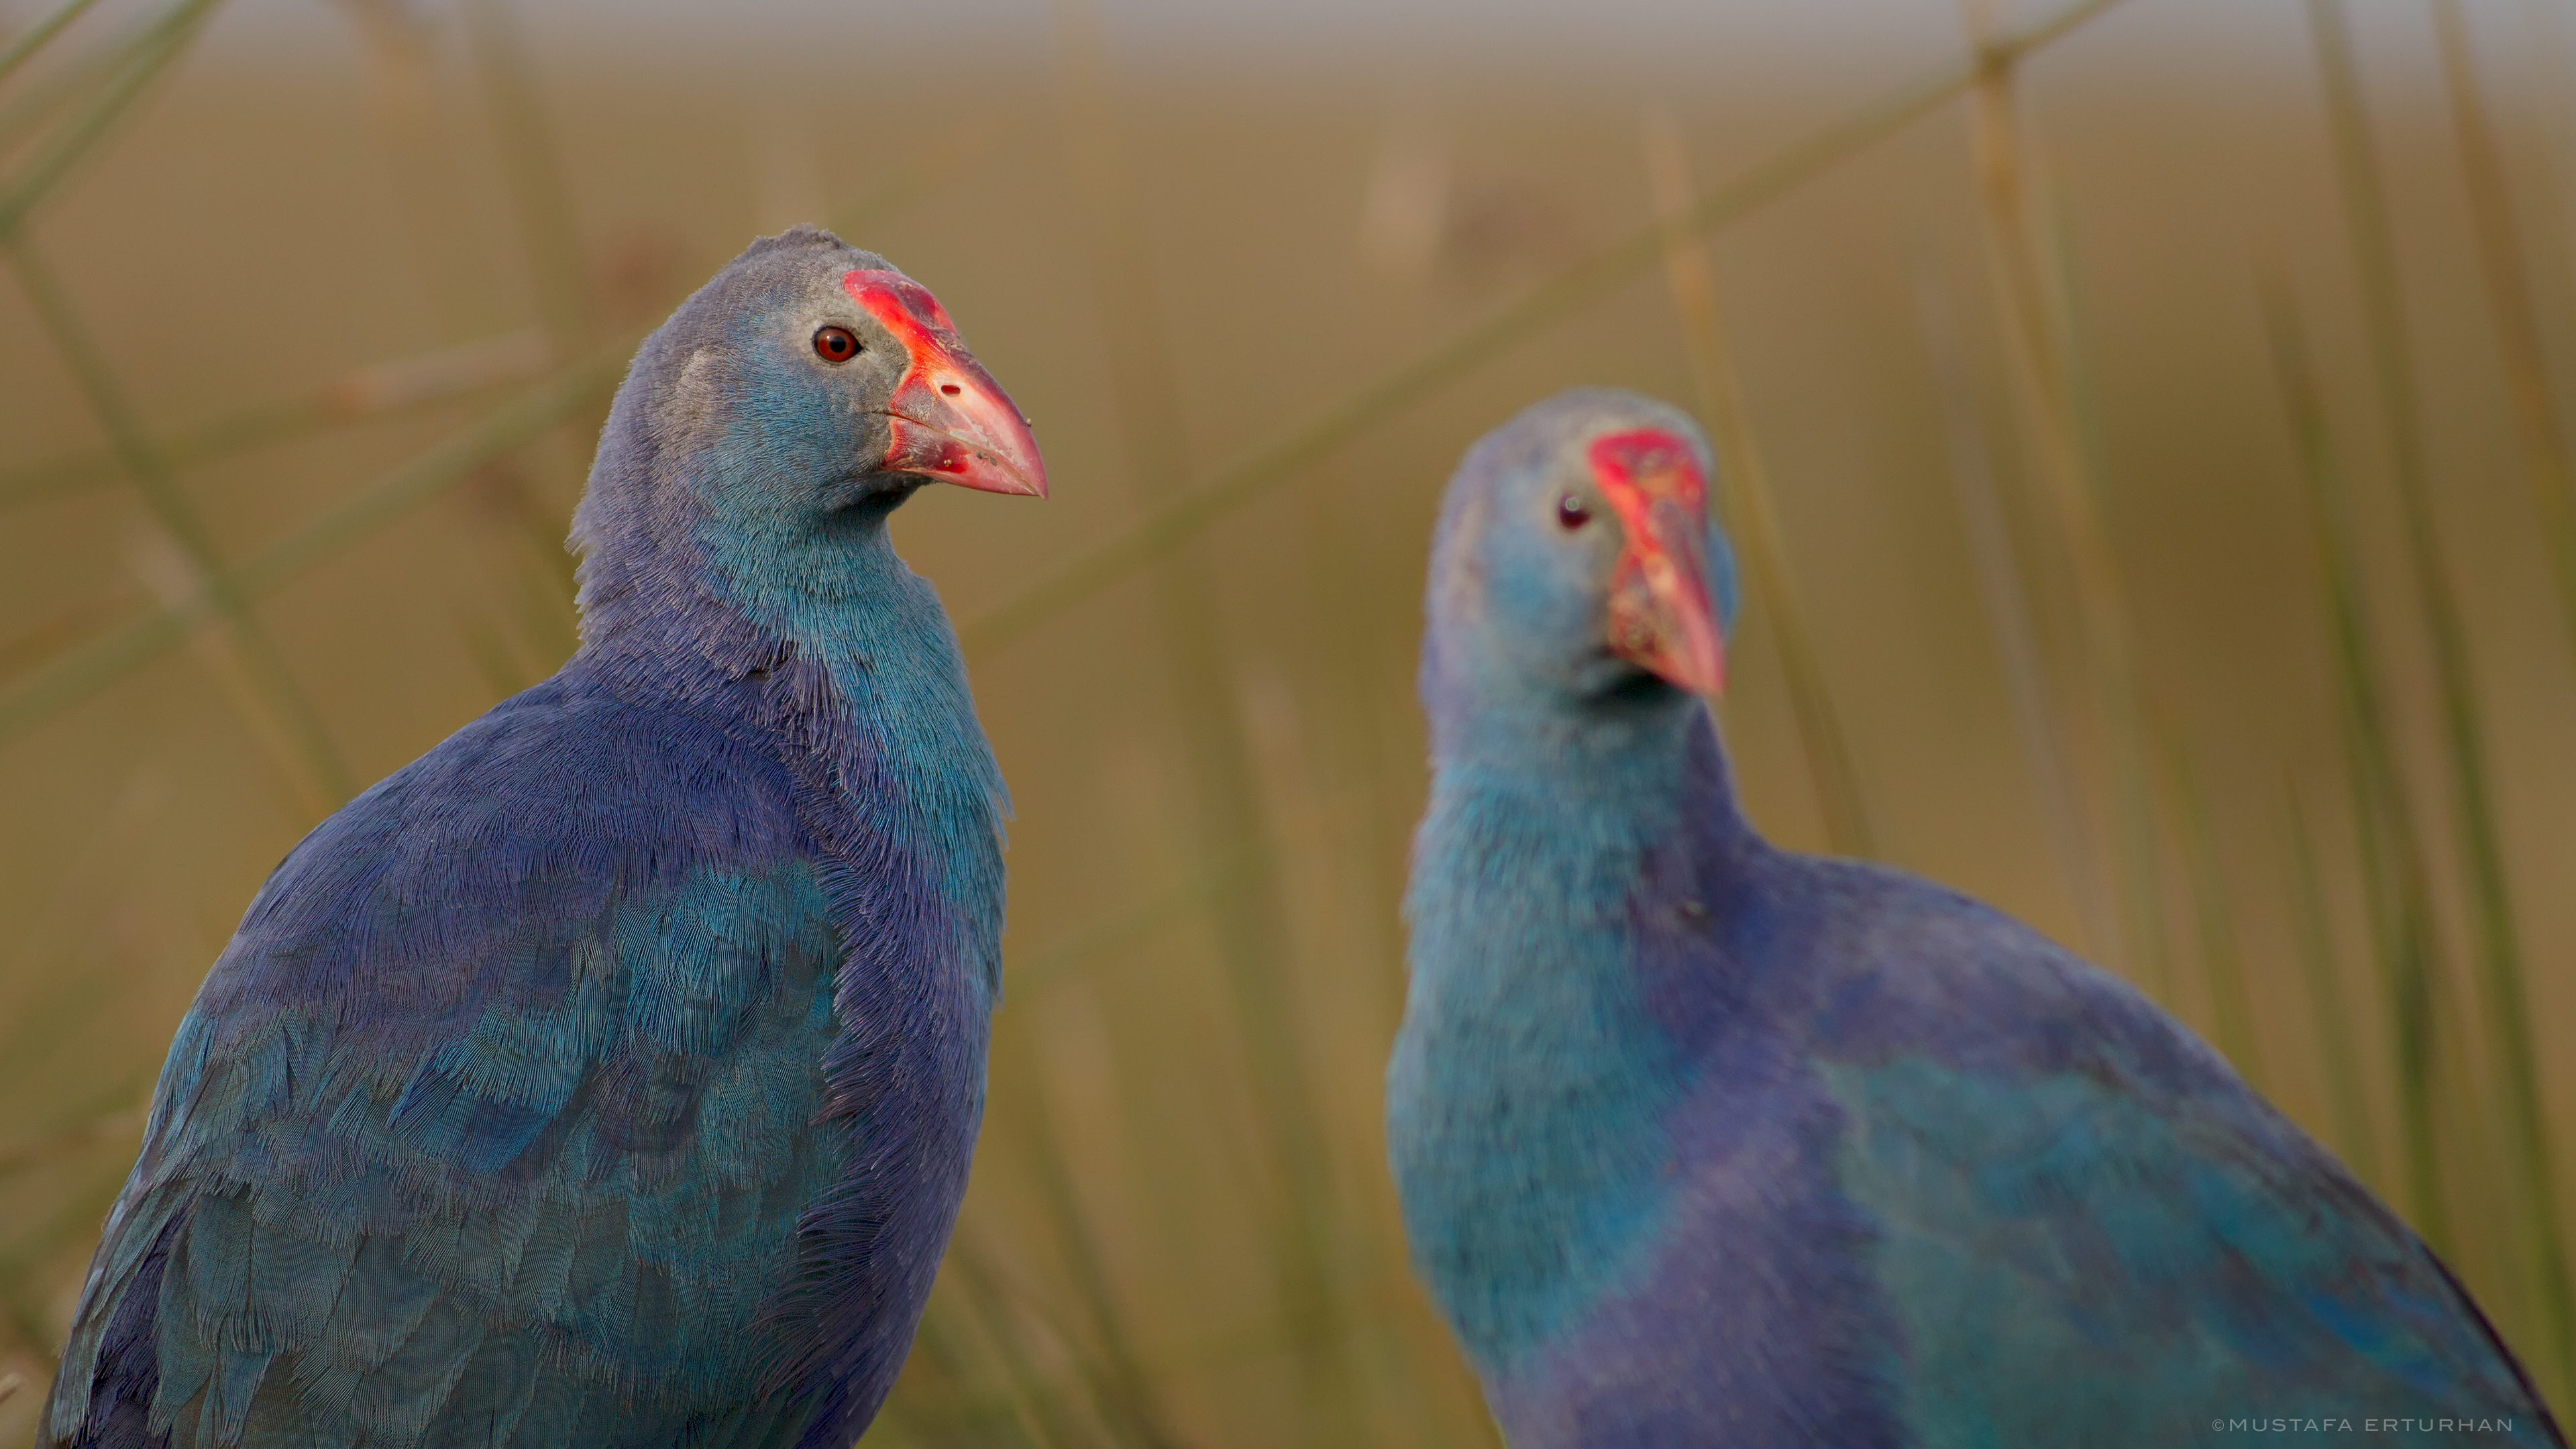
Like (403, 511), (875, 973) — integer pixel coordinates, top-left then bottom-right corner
(1388, 389), (2564, 1448)
(44, 227), (1015, 1449)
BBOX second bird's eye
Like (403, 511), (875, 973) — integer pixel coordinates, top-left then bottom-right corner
(1556, 494), (1591, 530)
(812, 326), (860, 362)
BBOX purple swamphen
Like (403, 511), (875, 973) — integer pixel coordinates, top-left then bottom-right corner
(42, 227), (1044, 1449)
(1387, 388), (2563, 1447)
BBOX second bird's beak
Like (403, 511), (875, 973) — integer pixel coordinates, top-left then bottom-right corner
(845, 269), (1049, 498)
(1589, 428), (1726, 697)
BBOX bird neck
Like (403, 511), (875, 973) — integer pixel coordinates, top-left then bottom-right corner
(576, 490), (1008, 1002)
(1429, 669), (1750, 835)
(1393, 701), (1759, 1371)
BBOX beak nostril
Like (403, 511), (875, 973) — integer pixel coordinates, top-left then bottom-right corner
(941, 383), (962, 396)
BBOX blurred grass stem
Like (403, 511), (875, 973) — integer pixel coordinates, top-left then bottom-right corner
(330, 0), (504, 341)
(0, 0), (218, 235)
(961, 0), (2135, 656)
(2285, 786), (2379, 1182)
(0, 342), (629, 746)
(1015, 838), (1272, 1000)
(1047, 0), (1358, 1436)
(2430, 0), (2576, 661)
(5, 231), (354, 804)
(0, 125), (987, 744)
(1640, 115), (1874, 859)
(461, 0), (593, 352)
(2163, 730), (2262, 1083)
(2308, 3), (2572, 1377)
(0, 0), (105, 90)
(2260, 264), (2451, 1251)
(1915, 268), (2116, 963)
(996, 1016), (1183, 1448)
(1957, 0), (2165, 997)
(0, 329), (551, 512)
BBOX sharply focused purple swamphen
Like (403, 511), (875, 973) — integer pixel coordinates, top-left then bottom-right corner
(1386, 388), (2563, 1447)
(42, 227), (1045, 1449)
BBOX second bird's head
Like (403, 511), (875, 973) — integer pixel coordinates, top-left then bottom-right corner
(1424, 388), (1739, 733)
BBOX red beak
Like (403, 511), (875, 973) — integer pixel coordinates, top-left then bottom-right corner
(1587, 428), (1725, 696)
(843, 269), (1048, 498)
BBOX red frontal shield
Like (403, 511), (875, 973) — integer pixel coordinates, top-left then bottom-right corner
(1587, 427), (1725, 696)
(844, 269), (1046, 498)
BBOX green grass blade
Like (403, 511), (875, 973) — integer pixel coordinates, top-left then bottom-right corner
(450, 0), (610, 655)
(0, 586), (131, 686)
(2402, 501), (2576, 1394)
(460, 0), (593, 351)
(897, 1272), (1051, 1449)
(2309, 3), (2573, 1387)
(959, 0), (2135, 658)
(2431, 0), (2576, 661)
(0, 0), (354, 804)
(2029, 140), (2118, 504)
(0, 0), (219, 236)
(947, 1245), (1102, 1449)
(1913, 266), (2118, 963)
(0, 329), (550, 512)
(1047, 0), (1358, 1433)
(2284, 781), (2379, 1183)
(1014, 838), (1269, 999)
(0, 7), (136, 155)
(2159, 727), (2262, 1084)
(333, 0), (519, 345)
(1957, 0), (2171, 1000)
(0, 123), (981, 749)
(6, 231), (354, 804)
(2259, 261), (2450, 1251)
(1641, 115), (1875, 859)
(0, 0), (107, 89)
(992, 1020), (1185, 1448)
(1292, 457), (1413, 1025)
(0, 342), (628, 746)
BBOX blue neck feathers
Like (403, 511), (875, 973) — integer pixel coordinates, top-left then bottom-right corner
(1392, 687), (1756, 1369)
(571, 407), (1008, 1002)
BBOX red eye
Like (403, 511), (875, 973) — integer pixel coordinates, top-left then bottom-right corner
(1557, 494), (1591, 530)
(812, 326), (860, 362)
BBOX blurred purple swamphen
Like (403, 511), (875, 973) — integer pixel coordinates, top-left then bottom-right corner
(1387, 388), (2563, 1448)
(42, 227), (1044, 1449)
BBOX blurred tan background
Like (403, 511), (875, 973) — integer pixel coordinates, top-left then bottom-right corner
(3, 0), (2575, 1441)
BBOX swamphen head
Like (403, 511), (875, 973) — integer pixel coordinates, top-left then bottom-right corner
(1422, 388), (1739, 755)
(574, 225), (1044, 647)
